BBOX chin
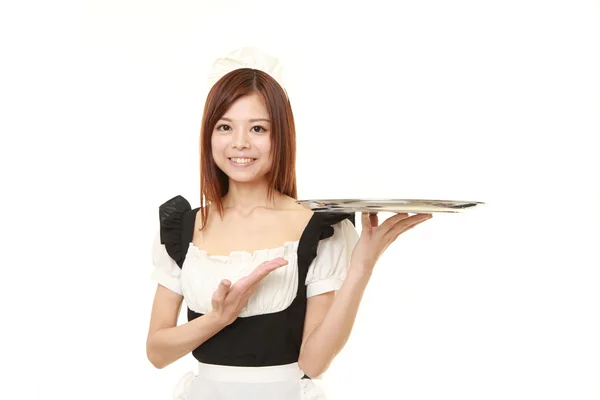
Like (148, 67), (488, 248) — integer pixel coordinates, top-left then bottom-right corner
(216, 159), (271, 183)
(217, 167), (265, 183)
(226, 174), (257, 183)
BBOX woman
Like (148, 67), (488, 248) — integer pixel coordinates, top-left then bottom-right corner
(147, 48), (432, 399)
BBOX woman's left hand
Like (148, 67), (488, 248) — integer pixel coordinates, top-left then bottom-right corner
(351, 212), (433, 273)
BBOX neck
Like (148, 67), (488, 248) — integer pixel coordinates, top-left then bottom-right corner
(222, 179), (280, 212)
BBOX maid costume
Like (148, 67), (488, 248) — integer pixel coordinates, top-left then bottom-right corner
(151, 195), (359, 399)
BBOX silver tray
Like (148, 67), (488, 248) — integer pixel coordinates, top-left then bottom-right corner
(296, 199), (485, 213)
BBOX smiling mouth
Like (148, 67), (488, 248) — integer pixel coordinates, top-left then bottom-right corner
(229, 157), (257, 165)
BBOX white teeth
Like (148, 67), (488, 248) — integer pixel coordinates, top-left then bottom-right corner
(230, 157), (255, 164)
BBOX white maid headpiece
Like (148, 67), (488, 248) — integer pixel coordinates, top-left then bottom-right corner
(207, 47), (287, 91)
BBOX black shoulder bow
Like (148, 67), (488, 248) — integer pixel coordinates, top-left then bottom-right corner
(298, 211), (355, 269)
(317, 212), (355, 240)
(159, 195), (191, 267)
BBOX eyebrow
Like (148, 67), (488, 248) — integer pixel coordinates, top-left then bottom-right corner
(219, 117), (271, 123)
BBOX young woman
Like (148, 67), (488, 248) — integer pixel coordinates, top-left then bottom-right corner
(146, 49), (432, 400)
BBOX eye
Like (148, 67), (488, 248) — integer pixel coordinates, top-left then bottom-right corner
(216, 124), (231, 131)
(251, 125), (267, 133)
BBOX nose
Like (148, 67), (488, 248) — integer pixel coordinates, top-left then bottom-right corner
(231, 128), (250, 149)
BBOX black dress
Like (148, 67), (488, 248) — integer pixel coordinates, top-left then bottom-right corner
(151, 195), (358, 400)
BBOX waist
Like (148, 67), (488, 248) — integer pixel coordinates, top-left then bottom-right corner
(197, 361), (305, 383)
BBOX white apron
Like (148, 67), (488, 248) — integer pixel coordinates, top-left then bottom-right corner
(173, 362), (326, 400)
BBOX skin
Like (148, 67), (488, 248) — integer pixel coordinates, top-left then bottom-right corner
(146, 92), (432, 377)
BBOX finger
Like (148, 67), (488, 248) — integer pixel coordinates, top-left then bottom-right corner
(255, 257), (288, 276)
(238, 258), (288, 288)
(232, 257), (289, 301)
(233, 274), (268, 299)
(212, 279), (231, 303)
(243, 284), (259, 301)
(384, 214), (432, 241)
(379, 212), (410, 233)
(384, 215), (431, 242)
(395, 224), (415, 239)
(369, 212), (379, 228)
(361, 212), (373, 233)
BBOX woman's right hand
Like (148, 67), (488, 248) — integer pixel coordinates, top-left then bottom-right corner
(210, 257), (288, 326)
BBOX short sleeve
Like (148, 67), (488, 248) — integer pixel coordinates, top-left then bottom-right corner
(305, 218), (359, 297)
(150, 230), (183, 295)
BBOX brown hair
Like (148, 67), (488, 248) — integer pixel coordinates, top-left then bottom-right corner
(198, 68), (297, 229)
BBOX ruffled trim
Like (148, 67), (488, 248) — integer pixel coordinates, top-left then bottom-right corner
(300, 377), (327, 399)
(208, 47), (286, 90)
(172, 371), (195, 400)
(159, 195), (191, 268)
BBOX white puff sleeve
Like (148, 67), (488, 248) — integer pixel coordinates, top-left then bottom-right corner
(305, 219), (359, 297)
(150, 230), (183, 295)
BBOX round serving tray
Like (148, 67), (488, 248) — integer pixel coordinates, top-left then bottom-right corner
(296, 198), (485, 213)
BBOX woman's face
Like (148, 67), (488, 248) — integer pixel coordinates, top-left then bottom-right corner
(211, 92), (273, 184)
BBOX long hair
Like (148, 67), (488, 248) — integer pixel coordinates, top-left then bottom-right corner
(198, 68), (297, 229)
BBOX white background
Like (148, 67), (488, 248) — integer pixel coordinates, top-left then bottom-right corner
(1, 1), (599, 399)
